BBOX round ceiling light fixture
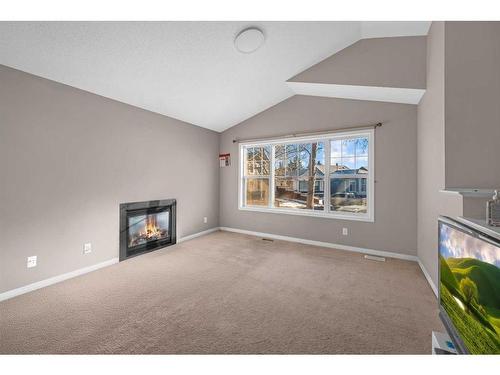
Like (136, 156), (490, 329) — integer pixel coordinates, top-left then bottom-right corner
(234, 27), (265, 53)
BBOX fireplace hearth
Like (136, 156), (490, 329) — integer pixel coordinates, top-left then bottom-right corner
(119, 199), (176, 261)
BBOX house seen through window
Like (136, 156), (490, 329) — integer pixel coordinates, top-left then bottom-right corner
(239, 129), (374, 221)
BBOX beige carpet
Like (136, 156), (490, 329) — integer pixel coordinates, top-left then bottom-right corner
(0, 231), (442, 354)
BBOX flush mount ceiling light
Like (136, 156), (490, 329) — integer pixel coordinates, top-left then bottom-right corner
(234, 27), (265, 53)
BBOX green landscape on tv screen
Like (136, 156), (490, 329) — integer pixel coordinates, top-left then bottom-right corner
(439, 222), (500, 354)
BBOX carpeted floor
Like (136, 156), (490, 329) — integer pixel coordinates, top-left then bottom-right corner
(0, 231), (442, 354)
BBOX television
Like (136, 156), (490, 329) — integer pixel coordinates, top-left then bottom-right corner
(438, 216), (500, 354)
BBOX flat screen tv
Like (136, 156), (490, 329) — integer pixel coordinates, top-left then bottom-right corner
(439, 216), (500, 354)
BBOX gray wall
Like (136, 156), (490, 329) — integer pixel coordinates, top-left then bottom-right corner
(417, 22), (462, 288)
(417, 21), (500, 288)
(462, 197), (489, 220)
(220, 95), (418, 256)
(444, 22), (500, 189)
(289, 36), (426, 89)
(0, 65), (220, 293)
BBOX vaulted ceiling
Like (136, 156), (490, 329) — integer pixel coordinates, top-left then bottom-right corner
(0, 21), (430, 132)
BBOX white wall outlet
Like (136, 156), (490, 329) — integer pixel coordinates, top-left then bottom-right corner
(203, 217), (208, 224)
(342, 228), (349, 236)
(27, 256), (37, 268)
(83, 243), (92, 254)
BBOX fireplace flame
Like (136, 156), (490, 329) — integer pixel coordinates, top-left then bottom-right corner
(128, 213), (168, 248)
(141, 215), (162, 239)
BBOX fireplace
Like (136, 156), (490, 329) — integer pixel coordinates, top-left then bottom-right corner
(119, 199), (176, 261)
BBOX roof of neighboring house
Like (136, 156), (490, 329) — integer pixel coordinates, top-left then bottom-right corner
(298, 164), (367, 178)
(333, 166), (368, 175)
(297, 164), (325, 177)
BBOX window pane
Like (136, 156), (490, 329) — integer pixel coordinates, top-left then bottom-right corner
(275, 178), (302, 208)
(355, 137), (369, 156)
(330, 177), (367, 213)
(246, 178), (269, 206)
(245, 147), (253, 175)
(342, 157), (355, 170)
(245, 145), (270, 176)
(247, 147), (254, 161)
(331, 140), (342, 158)
(298, 142), (325, 177)
(330, 157), (343, 172)
(274, 177), (324, 211)
(285, 144), (298, 176)
(330, 135), (369, 214)
(260, 161), (271, 176)
(315, 142), (325, 172)
(274, 145), (285, 176)
(263, 146), (271, 161)
(253, 147), (263, 160)
(246, 162), (254, 175)
(330, 158), (355, 171)
(274, 159), (285, 176)
(341, 139), (356, 157)
(299, 143), (311, 176)
(356, 156), (368, 170)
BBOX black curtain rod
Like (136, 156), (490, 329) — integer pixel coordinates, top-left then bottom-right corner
(232, 122), (382, 144)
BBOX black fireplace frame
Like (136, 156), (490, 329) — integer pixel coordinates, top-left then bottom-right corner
(119, 199), (176, 261)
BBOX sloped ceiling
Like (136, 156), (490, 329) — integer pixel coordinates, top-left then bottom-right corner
(289, 36), (427, 89)
(0, 21), (430, 132)
(287, 35), (427, 105)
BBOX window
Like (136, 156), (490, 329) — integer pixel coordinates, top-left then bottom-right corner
(239, 129), (374, 221)
(329, 136), (369, 215)
(274, 142), (325, 210)
(243, 146), (271, 206)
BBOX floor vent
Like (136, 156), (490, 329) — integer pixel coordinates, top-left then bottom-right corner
(364, 255), (386, 262)
(262, 238), (274, 242)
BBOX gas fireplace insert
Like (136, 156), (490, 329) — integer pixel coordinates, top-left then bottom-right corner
(119, 199), (176, 261)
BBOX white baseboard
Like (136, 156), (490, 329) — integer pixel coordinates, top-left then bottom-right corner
(220, 227), (443, 296)
(178, 227), (220, 243)
(0, 228), (219, 303)
(418, 259), (438, 297)
(0, 258), (119, 302)
(1, 227), (437, 303)
(219, 226), (418, 262)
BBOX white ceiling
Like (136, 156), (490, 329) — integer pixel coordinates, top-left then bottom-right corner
(0, 21), (430, 132)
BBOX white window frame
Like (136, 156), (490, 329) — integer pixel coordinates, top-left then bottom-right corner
(238, 129), (375, 222)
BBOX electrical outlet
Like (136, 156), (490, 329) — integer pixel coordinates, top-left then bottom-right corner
(27, 256), (37, 268)
(203, 217), (208, 224)
(342, 228), (349, 236)
(83, 243), (92, 255)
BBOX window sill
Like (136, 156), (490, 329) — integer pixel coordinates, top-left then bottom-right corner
(238, 205), (374, 222)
